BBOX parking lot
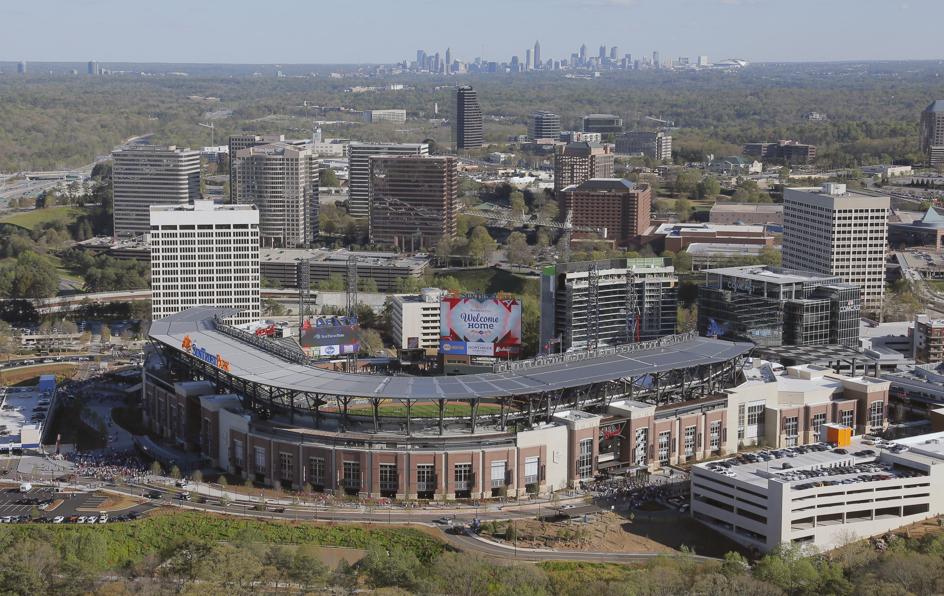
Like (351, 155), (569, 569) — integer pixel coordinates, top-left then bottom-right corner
(0, 486), (155, 524)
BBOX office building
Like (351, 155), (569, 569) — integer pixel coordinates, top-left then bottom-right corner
(616, 131), (672, 160)
(391, 288), (444, 352)
(533, 41), (541, 69)
(347, 142), (428, 219)
(692, 428), (944, 554)
(560, 131), (602, 144)
(361, 109), (407, 124)
(232, 142), (318, 248)
(87, 60), (100, 75)
(525, 48), (533, 71)
(913, 314), (944, 363)
(540, 258), (678, 352)
(528, 111), (561, 142)
(920, 100), (944, 168)
(17, 61), (26, 74)
(782, 184), (889, 310)
(743, 140), (817, 164)
(697, 266), (860, 348)
(112, 145), (201, 238)
(559, 179), (651, 246)
(582, 114), (623, 135)
(259, 248), (429, 292)
(454, 86), (484, 149)
(149, 201), (260, 325)
(553, 142), (614, 192)
(368, 155), (458, 250)
(709, 203), (783, 226)
(445, 48), (452, 74)
(697, 55), (709, 67)
(228, 134), (308, 201)
(649, 222), (775, 253)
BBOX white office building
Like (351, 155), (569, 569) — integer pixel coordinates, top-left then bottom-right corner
(782, 184), (889, 311)
(112, 145), (201, 237)
(390, 288), (444, 352)
(150, 201), (260, 325)
(361, 109), (407, 124)
(692, 432), (944, 553)
(347, 142), (428, 219)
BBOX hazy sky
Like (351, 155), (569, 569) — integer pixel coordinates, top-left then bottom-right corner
(2, 0), (942, 64)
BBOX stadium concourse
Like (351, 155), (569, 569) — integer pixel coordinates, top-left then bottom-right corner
(144, 307), (753, 500)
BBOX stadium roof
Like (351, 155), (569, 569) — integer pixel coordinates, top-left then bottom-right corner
(149, 307), (753, 401)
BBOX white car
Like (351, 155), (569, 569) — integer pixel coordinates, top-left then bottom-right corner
(98, 515), (108, 524)
(52, 516), (64, 524)
(76, 516), (87, 524)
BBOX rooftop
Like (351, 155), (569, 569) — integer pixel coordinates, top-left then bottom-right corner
(709, 203), (783, 214)
(653, 222), (768, 236)
(686, 243), (765, 257)
(925, 100), (944, 114)
(702, 265), (837, 284)
(260, 247), (429, 269)
(565, 178), (636, 192)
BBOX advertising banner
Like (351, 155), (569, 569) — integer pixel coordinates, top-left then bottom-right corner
(440, 296), (522, 357)
(300, 316), (361, 356)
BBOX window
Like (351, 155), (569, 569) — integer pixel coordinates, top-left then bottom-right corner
(840, 409), (854, 428)
(684, 426), (696, 458)
(709, 421), (721, 451)
(737, 404), (745, 440)
(379, 463), (398, 492)
(747, 404), (765, 426)
(417, 464), (435, 491)
(491, 461), (506, 488)
(658, 431), (670, 465)
(869, 401), (884, 430)
(577, 439), (593, 479)
(279, 452), (294, 481)
(784, 416), (799, 447)
(455, 463), (472, 490)
(524, 457), (539, 485)
(308, 457), (325, 487)
(634, 428), (648, 466)
(811, 413), (826, 437)
(233, 439), (244, 467)
(254, 446), (266, 472)
(343, 461), (360, 490)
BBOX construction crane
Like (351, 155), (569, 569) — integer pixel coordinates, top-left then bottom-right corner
(198, 122), (216, 145)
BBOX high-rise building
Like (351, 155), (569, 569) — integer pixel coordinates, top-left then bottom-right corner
(697, 55), (710, 67)
(528, 111), (561, 142)
(228, 134), (308, 201)
(390, 288), (444, 352)
(599, 45), (607, 61)
(149, 201), (260, 326)
(368, 155), (458, 250)
(697, 265), (860, 348)
(743, 140), (816, 164)
(533, 41), (541, 69)
(540, 258), (678, 352)
(17, 61), (26, 74)
(652, 51), (660, 68)
(558, 179), (651, 247)
(610, 46), (618, 61)
(782, 184), (889, 311)
(582, 113), (623, 135)
(454, 86), (484, 149)
(913, 314), (944, 363)
(233, 142), (318, 248)
(112, 145), (201, 237)
(579, 44), (588, 64)
(920, 100), (944, 168)
(525, 48), (533, 71)
(445, 48), (452, 75)
(553, 142), (614, 191)
(87, 60), (100, 75)
(616, 131), (673, 160)
(348, 142), (428, 219)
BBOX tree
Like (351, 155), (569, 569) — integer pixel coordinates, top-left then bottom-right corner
(316, 273), (346, 291)
(506, 232), (533, 268)
(467, 226), (497, 265)
(759, 246), (782, 266)
(358, 328), (384, 356)
(289, 546), (328, 590)
(675, 198), (693, 222)
(697, 176), (721, 199)
(169, 465), (181, 480)
(672, 250), (693, 273)
(100, 325), (112, 344)
(0, 251), (59, 299)
(320, 168), (339, 187)
(357, 278), (379, 293)
(191, 470), (203, 483)
(360, 545), (421, 590)
(509, 191), (527, 216)
(149, 461), (163, 476)
(674, 170), (699, 198)
(330, 559), (358, 594)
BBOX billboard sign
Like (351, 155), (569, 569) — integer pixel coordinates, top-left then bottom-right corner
(440, 295), (522, 357)
(300, 316), (361, 356)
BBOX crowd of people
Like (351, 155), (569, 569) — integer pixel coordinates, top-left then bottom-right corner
(65, 449), (148, 482)
(581, 471), (690, 509)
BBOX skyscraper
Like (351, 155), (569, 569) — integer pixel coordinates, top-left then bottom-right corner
(782, 184), (889, 311)
(445, 48), (452, 75)
(347, 142), (428, 219)
(233, 142), (319, 248)
(920, 100), (944, 168)
(368, 156), (458, 250)
(553, 142), (615, 191)
(652, 51), (660, 68)
(17, 61), (26, 74)
(610, 46), (618, 61)
(558, 179), (651, 247)
(579, 44), (587, 64)
(599, 45), (606, 61)
(454, 85), (484, 150)
(87, 60), (100, 75)
(149, 201), (260, 326)
(533, 41), (541, 69)
(112, 145), (201, 237)
(525, 48), (533, 71)
(228, 134), (308, 201)
(528, 111), (562, 142)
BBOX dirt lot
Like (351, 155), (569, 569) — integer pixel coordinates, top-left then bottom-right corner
(481, 509), (744, 558)
(0, 364), (78, 386)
